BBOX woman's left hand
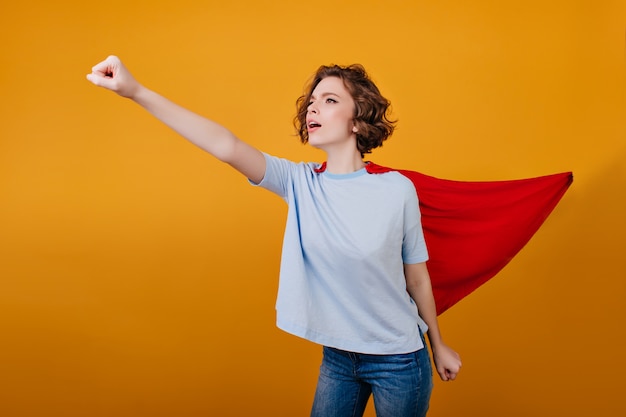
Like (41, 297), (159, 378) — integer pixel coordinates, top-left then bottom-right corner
(432, 343), (462, 381)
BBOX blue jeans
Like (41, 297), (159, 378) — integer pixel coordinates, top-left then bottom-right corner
(311, 335), (433, 417)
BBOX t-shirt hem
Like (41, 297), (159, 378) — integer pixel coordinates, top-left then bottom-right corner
(276, 316), (424, 355)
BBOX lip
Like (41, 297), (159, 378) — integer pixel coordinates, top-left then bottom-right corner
(306, 119), (321, 133)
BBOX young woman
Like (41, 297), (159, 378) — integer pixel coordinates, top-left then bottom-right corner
(87, 56), (462, 417)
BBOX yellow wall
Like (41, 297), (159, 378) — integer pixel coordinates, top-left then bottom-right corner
(1, 1), (624, 416)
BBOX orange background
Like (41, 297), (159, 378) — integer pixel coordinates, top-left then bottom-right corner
(1, 1), (625, 416)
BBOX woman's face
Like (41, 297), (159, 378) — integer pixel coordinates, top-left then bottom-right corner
(306, 76), (357, 153)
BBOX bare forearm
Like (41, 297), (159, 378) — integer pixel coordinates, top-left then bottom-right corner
(131, 86), (238, 162)
(87, 56), (266, 183)
(405, 268), (444, 349)
(405, 262), (462, 380)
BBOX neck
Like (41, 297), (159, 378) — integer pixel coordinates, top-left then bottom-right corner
(324, 148), (365, 174)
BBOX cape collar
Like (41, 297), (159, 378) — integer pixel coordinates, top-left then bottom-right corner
(313, 161), (392, 174)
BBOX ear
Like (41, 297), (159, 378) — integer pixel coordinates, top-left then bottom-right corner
(352, 125), (358, 133)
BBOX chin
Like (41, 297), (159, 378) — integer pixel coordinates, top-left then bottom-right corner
(307, 137), (327, 149)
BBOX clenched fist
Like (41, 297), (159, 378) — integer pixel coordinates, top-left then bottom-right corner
(86, 55), (141, 99)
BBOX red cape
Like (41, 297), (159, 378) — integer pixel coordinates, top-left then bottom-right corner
(367, 163), (573, 314)
(318, 162), (574, 315)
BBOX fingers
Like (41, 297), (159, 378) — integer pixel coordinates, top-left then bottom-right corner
(436, 367), (456, 381)
(86, 55), (139, 98)
(86, 71), (118, 92)
(86, 56), (119, 89)
(436, 358), (462, 382)
(438, 368), (451, 381)
(85, 72), (109, 87)
(91, 55), (120, 77)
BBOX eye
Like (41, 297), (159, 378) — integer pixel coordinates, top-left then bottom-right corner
(325, 98), (337, 104)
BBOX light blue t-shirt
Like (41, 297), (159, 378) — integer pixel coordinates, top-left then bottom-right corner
(252, 153), (429, 354)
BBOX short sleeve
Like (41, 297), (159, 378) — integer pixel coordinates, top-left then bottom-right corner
(402, 186), (429, 264)
(249, 153), (296, 199)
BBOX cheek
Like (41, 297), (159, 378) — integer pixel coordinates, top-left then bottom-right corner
(334, 107), (356, 126)
(347, 112), (357, 132)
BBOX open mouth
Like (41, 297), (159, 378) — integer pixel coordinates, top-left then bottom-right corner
(308, 121), (321, 130)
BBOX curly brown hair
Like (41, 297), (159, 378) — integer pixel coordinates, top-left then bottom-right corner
(294, 64), (396, 157)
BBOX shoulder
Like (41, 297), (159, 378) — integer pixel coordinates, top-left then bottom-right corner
(261, 153), (323, 185)
(367, 169), (417, 193)
(368, 171), (421, 210)
(263, 152), (321, 174)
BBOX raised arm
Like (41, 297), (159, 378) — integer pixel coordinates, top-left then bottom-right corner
(86, 56), (266, 183)
(404, 262), (462, 381)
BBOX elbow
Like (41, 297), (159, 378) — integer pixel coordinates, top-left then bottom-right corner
(210, 130), (239, 163)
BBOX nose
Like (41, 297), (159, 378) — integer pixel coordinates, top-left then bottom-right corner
(307, 101), (318, 114)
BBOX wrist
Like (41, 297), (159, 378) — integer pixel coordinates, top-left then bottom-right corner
(426, 332), (444, 351)
(130, 84), (150, 103)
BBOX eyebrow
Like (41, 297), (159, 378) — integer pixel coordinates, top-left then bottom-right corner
(310, 92), (342, 100)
